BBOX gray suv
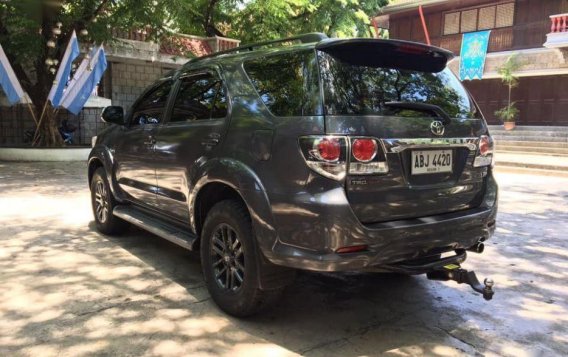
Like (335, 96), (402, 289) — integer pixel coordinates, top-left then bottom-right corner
(88, 33), (498, 316)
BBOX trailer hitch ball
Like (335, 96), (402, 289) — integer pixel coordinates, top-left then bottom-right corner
(427, 266), (495, 301)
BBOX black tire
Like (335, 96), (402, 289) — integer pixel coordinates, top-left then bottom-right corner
(201, 200), (283, 317)
(90, 167), (129, 235)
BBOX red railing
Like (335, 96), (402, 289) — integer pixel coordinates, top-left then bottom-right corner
(215, 37), (241, 52)
(550, 14), (568, 33)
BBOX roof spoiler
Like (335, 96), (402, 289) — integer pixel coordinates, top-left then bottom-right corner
(316, 39), (454, 73)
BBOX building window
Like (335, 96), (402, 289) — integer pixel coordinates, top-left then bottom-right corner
(444, 12), (460, 35)
(443, 2), (515, 36)
(495, 3), (515, 28)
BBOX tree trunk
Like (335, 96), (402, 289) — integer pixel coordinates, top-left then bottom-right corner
(33, 103), (63, 147)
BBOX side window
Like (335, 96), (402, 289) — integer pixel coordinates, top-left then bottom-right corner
(244, 50), (322, 117)
(130, 79), (173, 126)
(170, 73), (228, 123)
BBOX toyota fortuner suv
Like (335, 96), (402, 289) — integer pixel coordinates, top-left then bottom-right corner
(88, 33), (498, 316)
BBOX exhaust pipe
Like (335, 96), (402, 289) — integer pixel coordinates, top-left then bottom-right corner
(467, 242), (485, 254)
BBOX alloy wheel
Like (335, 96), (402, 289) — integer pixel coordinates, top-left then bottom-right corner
(211, 223), (245, 291)
(94, 180), (109, 223)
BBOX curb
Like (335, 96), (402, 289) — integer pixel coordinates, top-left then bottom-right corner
(0, 148), (90, 162)
(494, 165), (568, 177)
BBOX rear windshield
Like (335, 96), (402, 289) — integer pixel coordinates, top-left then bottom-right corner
(318, 51), (481, 119)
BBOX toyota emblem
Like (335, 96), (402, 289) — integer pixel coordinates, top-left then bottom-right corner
(430, 120), (445, 136)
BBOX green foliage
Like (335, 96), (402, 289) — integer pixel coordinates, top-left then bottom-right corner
(226, 0), (388, 43)
(497, 54), (521, 89)
(495, 103), (519, 123)
(0, 0), (388, 103)
(495, 54), (522, 123)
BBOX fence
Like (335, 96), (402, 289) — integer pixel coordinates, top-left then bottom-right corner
(0, 105), (106, 147)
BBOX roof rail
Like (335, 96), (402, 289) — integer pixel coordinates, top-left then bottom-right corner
(186, 32), (328, 64)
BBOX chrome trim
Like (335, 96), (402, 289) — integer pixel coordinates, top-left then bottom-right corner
(382, 137), (478, 153)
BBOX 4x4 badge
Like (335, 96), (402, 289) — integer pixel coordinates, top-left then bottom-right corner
(430, 120), (445, 136)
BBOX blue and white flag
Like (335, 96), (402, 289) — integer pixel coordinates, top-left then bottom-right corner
(0, 44), (25, 105)
(63, 45), (97, 96)
(48, 30), (80, 107)
(459, 30), (491, 81)
(60, 45), (107, 115)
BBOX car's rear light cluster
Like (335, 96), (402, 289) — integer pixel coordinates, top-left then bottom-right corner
(474, 135), (494, 167)
(348, 137), (388, 175)
(299, 136), (388, 181)
(299, 136), (348, 180)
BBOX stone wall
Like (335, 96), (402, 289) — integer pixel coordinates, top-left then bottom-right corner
(110, 62), (175, 111)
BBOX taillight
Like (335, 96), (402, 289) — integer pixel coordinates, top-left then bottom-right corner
(352, 139), (377, 162)
(349, 137), (388, 175)
(317, 138), (341, 162)
(474, 135), (494, 167)
(299, 136), (388, 179)
(299, 136), (347, 181)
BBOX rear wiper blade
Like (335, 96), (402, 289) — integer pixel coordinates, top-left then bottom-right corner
(384, 102), (451, 125)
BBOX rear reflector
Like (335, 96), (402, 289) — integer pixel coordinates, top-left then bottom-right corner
(336, 245), (368, 254)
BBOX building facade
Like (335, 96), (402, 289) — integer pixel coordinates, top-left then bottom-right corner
(374, 0), (568, 126)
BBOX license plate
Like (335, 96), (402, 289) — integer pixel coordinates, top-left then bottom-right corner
(411, 150), (453, 175)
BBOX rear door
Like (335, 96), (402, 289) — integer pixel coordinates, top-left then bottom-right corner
(114, 78), (173, 208)
(317, 40), (488, 223)
(153, 69), (229, 222)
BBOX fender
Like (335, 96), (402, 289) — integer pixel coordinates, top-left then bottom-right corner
(189, 157), (295, 289)
(188, 157), (279, 254)
(88, 145), (127, 203)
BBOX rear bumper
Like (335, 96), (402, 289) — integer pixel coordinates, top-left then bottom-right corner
(263, 173), (498, 272)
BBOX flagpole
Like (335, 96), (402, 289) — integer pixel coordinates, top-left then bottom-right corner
(27, 103), (38, 125)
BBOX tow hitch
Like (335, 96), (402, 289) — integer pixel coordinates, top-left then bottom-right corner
(427, 264), (495, 301)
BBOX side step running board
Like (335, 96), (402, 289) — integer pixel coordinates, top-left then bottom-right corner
(113, 206), (197, 251)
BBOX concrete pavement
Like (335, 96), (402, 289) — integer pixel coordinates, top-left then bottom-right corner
(0, 162), (567, 356)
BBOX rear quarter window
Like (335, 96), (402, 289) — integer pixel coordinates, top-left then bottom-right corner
(244, 50), (322, 117)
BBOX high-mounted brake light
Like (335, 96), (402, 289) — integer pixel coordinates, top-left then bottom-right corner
(396, 44), (429, 55)
(474, 135), (494, 167)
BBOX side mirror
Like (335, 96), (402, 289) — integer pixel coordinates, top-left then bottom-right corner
(101, 106), (125, 125)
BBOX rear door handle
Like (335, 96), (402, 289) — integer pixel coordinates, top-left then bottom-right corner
(144, 135), (156, 146)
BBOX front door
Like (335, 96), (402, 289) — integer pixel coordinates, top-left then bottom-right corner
(153, 70), (229, 222)
(114, 78), (174, 209)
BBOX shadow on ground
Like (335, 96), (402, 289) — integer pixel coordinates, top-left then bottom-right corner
(0, 163), (567, 356)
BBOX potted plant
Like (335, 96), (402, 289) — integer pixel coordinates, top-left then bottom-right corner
(495, 54), (521, 130)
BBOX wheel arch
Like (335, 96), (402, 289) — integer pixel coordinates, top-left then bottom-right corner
(191, 174), (295, 290)
(88, 148), (124, 202)
(193, 181), (247, 240)
(88, 157), (104, 186)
